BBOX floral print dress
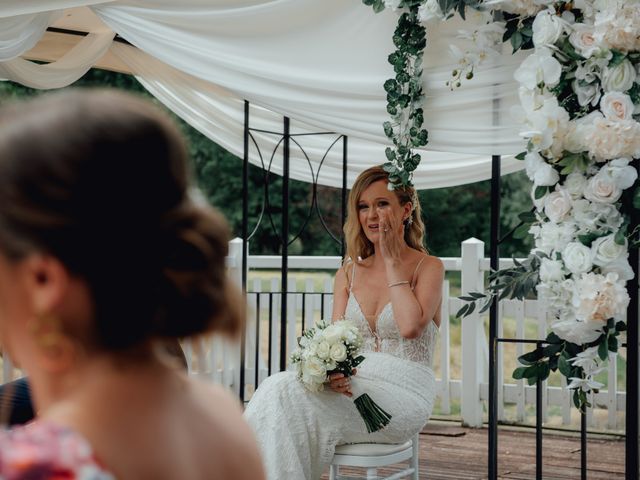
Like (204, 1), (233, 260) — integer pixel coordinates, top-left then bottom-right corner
(0, 421), (114, 480)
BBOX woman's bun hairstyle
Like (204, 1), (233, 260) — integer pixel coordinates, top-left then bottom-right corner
(0, 89), (243, 350)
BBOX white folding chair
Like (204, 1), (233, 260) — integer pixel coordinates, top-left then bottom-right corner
(329, 433), (420, 480)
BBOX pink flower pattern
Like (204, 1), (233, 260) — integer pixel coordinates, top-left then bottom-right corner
(0, 421), (114, 480)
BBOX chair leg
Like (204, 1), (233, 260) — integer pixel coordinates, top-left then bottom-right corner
(412, 433), (420, 480)
(366, 467), (378, 479)
(329, 464), (338, 480)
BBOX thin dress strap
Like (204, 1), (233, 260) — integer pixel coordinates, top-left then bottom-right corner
(349, 262), (356, 292)
(410, 255), (427, 289)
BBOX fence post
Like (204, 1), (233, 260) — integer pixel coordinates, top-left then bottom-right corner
(461, 238), (485, 428)
(227, 238), (245, 394)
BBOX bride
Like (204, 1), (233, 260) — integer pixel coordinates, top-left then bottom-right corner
(245, 165), (444, 479)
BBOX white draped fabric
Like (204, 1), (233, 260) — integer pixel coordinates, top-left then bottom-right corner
(0, 31), (115, 89)
(0, 12), (58, 61)
(0, 0), (527, 188)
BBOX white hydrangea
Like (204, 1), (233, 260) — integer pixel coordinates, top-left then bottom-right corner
(572, 272), (630, 323)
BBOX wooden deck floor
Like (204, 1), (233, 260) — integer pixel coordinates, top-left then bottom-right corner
(322, 420), (626, 479)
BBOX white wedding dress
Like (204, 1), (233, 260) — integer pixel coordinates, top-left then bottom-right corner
(245, 261), (438, 480)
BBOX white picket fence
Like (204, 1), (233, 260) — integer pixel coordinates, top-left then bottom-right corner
(0, 238), (628, 431)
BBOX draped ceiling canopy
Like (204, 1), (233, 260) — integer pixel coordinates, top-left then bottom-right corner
(0, 1), (527, 189)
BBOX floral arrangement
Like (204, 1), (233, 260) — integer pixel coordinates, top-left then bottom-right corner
(365, 0), (640, 411)
(290, 319), (393, 432)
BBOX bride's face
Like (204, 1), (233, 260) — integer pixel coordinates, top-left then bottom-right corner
(357, 180), (404, 243)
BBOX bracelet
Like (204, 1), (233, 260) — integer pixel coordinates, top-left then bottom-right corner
(388, 280), (410, 288)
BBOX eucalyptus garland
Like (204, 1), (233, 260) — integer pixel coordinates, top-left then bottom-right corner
(363, 0), (429, 187)
(363, 0), (535, 187)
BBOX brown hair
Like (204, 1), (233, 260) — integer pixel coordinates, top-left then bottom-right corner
(343, 165), (427, 263)
(0, 89), (241, 350)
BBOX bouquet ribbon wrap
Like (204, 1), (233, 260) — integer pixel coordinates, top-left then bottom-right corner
(330, 356), (392, 433)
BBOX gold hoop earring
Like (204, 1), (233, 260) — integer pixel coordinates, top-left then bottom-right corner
(29, 312), (75, 372)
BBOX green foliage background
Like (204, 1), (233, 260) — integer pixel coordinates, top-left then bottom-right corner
(0, 69), (532, 258)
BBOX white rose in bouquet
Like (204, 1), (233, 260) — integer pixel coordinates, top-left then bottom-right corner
(301, 357), (328, 392)
(563, 242), (594, 275)
(291, 320), (392, 433)
(600, 92), (635, 122)
(601, 60), (636, 93)
(533, 8), (566, 47)
(329, 343), (348, 363)
(591, 234), (626, 267)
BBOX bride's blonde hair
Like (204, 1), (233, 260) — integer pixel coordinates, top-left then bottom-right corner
(343, 165), (427, 264)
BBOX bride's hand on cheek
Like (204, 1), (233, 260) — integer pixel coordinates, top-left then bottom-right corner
(378, 209), (402, 265)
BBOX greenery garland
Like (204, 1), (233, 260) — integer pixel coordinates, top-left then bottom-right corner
(363, 0), (429, 187)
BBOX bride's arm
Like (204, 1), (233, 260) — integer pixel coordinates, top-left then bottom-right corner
(331, 265), (349, 321)
(387, 256), (444, 338)
(379, 209), (444, 338)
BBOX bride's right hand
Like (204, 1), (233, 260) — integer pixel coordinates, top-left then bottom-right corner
(328, 369), (357, 397)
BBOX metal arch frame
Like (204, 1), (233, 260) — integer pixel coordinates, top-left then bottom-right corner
(240, 100), (348, 401)
(487, 156), (639, 480)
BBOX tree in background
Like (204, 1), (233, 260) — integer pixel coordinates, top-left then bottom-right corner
(0, 69), (532, 258)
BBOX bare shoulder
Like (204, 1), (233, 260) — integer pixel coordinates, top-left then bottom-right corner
(193, 381), (265, 479)
(416, 254), (444, 281)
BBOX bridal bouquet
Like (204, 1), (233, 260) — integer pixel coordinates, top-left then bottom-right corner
(290, 319), (392, 433)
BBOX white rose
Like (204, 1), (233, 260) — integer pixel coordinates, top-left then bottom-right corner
(591, 234), (626, 267)
(322, 325), (342, 345)
(600, 92), (635, 122)
(564, 173), (587, 199)
(329, 343), (347, 362)
(533, 9), (565, 47)
(540, 258), (565, 282)
(418, 0), (444, 22)
(584, 171), (622, 204)
(301, 357), (327, 388)
(544, 187), (572, 223)
(563, 242), (594, 275)
(569, 23), (602, 58)
(315, 341), (330, 359)
(601, 60), (637, 93)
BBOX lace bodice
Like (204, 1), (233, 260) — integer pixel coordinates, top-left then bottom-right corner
(345, 292), (438, 368)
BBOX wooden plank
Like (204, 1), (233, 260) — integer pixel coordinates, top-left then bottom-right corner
(321, 423), (625, 479)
